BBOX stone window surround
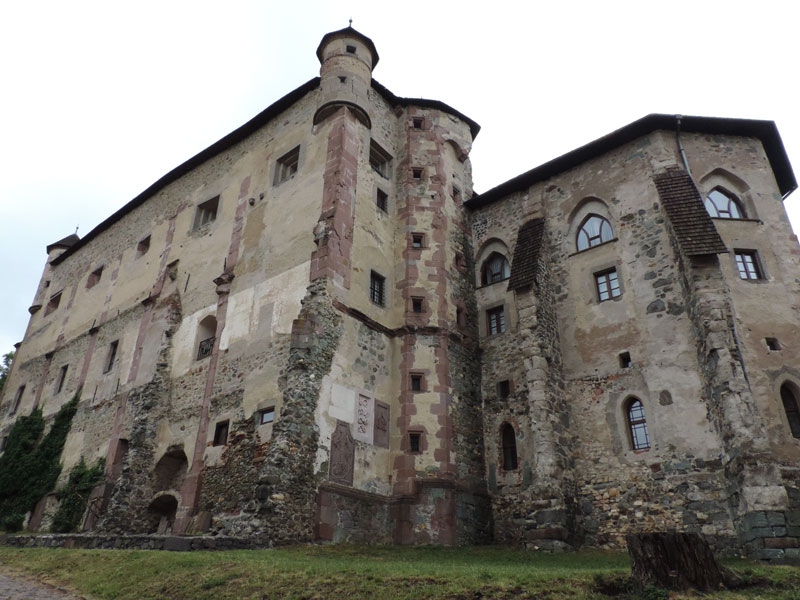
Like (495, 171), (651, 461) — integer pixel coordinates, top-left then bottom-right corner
(626, 397), (651, 451)
(606, 390), (657, 459)
(474, 238), (511, 289)
(567, 197), (616, 255)
(732, 248), (767, 282)
(273, 145), (301, 186)
(698, 168), (758, 221)
(485, 304), (506, 336)
(704, 187), (747, 220)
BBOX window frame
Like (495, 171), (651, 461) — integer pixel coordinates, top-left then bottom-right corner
(704, 187), (745, 219)
(193, 196), (220, 229)
(274, 146), (300, 185)
(369, 140), (392, 179)
(486, 305), (506, 336)
(576, 214), (614, 252)
(594, 267), (622, 302)
(481, 253), (510, 286)
(369, 271), (386, 307)
(212, 420), (230, 447)
(734, 250), (764, 281)
(104, 340), (119, 373)
(56, 364), (69, 394)
(259, 406), (276, 425)
(626, 398), (651, 451)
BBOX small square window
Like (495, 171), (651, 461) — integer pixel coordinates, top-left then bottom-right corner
(410, 374), (423, 392)
(619, 352), (632, 368)
(411, 233), (424, 249)
(259, 407), (275, 425)
(56, 364), (69, 393)
(376, 189), (388, 212)
(87, 266), (103, 289)
(412, 117), (424, 129)
(194, 196), (220, 229)
(370, 271), (386, 306)
(487, 306), (505, 335)
(346, 45), (356, 54)
(104, 340), (119, 373)
(411, 297), (424, 313)
(213, 421), (229, 446)
(734, 250), (763, 280)
(412, 168), (423, 180)
(766, 338), (781, 351)
(45, 291), (62, 316)
(497, 380), (511, 399)
(369, 141), (392, 179)
(274, 146), (300, 185)
(409, 432), (421, 453)
(595, 268), (621, 302)
(137, 235), (151, 257)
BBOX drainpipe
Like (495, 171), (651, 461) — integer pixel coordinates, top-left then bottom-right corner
(675, 114), (692, 175)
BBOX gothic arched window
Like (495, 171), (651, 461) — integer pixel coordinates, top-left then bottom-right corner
(780, 383), (800, 439)
(626, 398), (650, 450)
(481, 252), (510, 286)
(705, 188), (745, 219)
(576, 215), (613, 252)
(501, 422), (518, 470)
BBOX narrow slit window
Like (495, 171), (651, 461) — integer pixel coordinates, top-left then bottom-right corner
(501, 423), (518, 470)
(11, 385), (25, 414)
(627, 399), (651, 450)
(137, 235), (151, 257)
(497, 380), (511, 399)
(370, 271), (386, 306)
(56, 364), (69, 393)
(619, 352), (632, 368)
(410, 374), (423, 392)
(45, 291), (62, 316)
(781, 384), (800, 439)
(104, 340), (119, 373)
(409, 432), (421, 453)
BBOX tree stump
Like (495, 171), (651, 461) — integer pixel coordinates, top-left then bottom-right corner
(626, 532), (740, 591)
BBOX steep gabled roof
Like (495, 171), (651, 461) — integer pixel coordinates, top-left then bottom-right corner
(466, 114), (797, 209)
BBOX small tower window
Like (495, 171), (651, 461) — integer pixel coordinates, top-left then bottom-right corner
(408, 432), (421, 453)
(104, 340), (119, 373)
(497, 380), (511, 399)
(369, 141), (392, 179)
(766, 338), (781, 351)
(370, 271), (386, 306)
(346, 45), (356, 54)
(412, 168), (423, 180)
(412, 117), (424, 129)
(376, 189), (388, 212)
(274, 147), (300, 185)
(137, 235), (151, 257)
(619, 352), (632, 368)
(411, 233), (424, 249)
(87, 266), (104, 289)
(56, 364), (69, 393)
(410, 373), (424, 392)
(213, 421), (229, 446)
(194, 196), (220, 229)
(259, 407), (276, 425)
(411, 297), (424, 313)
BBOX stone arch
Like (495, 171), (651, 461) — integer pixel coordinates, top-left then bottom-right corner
(444, 138), (469, 163)
(623, 396), (651, 451)
(196, 314), (217, 360)
(567, 197), (615, 252)
(698, 168), (756, 219)
(500, 422), (518, 471)
(152, 445), (188, 493)
(146, 492), (179, 534)
(475, 238), (511, 287)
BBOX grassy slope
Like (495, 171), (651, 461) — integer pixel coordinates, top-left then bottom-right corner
(0, 545), (798, 599)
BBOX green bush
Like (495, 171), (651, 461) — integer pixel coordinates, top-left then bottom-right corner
(0, 395), (79, 530)
(51, 457), (105, 533)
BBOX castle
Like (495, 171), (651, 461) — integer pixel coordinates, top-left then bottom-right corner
(2, 27), (799, 560)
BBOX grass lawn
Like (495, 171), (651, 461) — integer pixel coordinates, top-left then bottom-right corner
(0, 544), (798, 599)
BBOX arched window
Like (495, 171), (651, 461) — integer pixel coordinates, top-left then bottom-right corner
(481, 253), (510, 286)
(501, 422), (518, 470)
(626, 398), (650, 450)
(196, 315), (217, 360)
(780, 383), (800, 439)
(576, 215), (613, 251)
(704, 188), (745, 219)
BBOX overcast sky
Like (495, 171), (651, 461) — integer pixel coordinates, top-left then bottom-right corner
(1, 1), (798, 355)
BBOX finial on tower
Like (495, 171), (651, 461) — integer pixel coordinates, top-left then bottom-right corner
(349, 18), (352, 27)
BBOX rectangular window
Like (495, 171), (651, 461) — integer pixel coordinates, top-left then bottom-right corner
(619, 352), (632, 368)
(411, 297), (424, 313)
(487, 306), (505, 335)
(274, 146), (300, 185)
(734, 250), (763, 280)
(213, 421), (229, 446)
(412, 117), (424, 129)
(370, 271), (386, 306)
(87, 266), (103, 289)
(412, 168), (423, 180)
(410, 373), (423, 392)
(259, 407), (276, 425)
(369, 140), (392, 179)
(104, 340), (119, 373)
(197, 336), (215, 360)
(766, 337), (781, 351)
(411, 233), (424, 249)
(137, 235), (151, 257)
(194, 196), (219, 229)
(56, 365), (69, 393)
(11, 385), (25, 414)
(409, 432), (421, 453)
(376, 189), (388, 212)
(45, 291), (62, 316)
(595, 268), (621, 302)
(497, 380), (511, 399)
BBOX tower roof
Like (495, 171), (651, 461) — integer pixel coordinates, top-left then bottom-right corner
(316, 26), (379, 68)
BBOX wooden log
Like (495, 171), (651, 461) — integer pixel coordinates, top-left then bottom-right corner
(626, 532), (740, 591)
